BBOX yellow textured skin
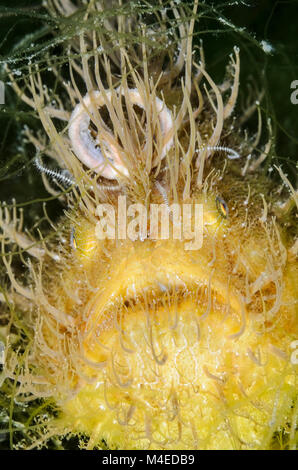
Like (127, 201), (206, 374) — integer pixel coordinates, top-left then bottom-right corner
(40, 191), (297, 450)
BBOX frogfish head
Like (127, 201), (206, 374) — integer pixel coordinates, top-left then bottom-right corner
(1, 0), (297, 450)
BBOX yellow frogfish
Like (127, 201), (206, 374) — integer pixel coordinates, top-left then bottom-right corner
(0, 0), (297, 450)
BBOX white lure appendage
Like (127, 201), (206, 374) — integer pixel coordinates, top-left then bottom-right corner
(68, 89), (174, 180)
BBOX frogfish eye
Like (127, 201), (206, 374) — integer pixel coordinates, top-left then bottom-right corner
(216, 196), (229, 218)
(70, 227), (77, 250)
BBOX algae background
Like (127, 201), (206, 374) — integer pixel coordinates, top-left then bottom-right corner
(0, 0), (297, 225)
